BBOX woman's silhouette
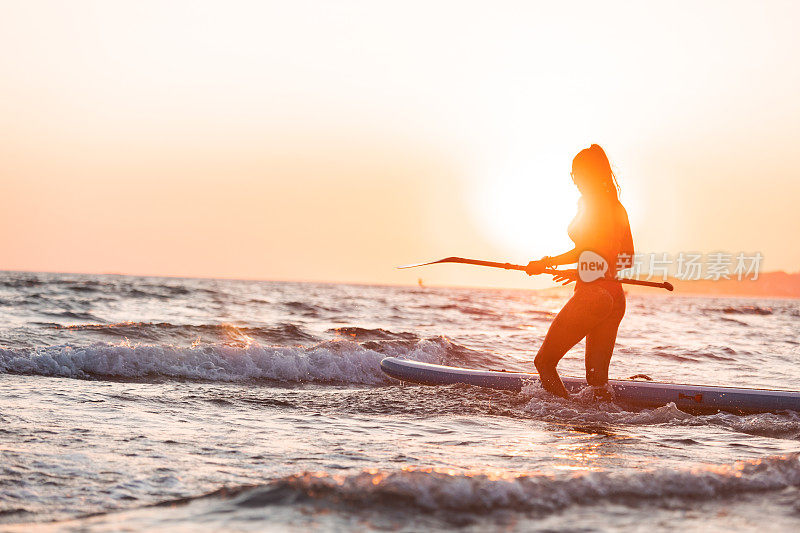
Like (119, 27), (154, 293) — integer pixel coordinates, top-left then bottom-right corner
(525, 144), (634, 398)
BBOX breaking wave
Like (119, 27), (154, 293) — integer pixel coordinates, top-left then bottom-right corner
(0, 337), (458, 385)
(149, 454), (800, 519)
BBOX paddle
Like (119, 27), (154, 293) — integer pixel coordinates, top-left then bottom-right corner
(398, 256), (674, 291)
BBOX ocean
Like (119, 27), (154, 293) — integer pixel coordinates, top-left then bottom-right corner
(1, 271), (799, 531)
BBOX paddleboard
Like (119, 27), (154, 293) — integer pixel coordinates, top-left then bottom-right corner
(380, 357), (800, 415)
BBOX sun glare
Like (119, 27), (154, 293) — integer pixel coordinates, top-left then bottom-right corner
(471, 150), (579, 261)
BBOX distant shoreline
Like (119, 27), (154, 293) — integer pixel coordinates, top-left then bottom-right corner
(619, 270), (800, 299)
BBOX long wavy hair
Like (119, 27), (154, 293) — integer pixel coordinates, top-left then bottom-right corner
(571, 144), (620, 202)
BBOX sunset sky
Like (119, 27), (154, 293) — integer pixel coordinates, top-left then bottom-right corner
(1, 1), (798, 288)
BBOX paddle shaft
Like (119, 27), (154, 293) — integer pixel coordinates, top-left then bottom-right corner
(399, 257), (674, 291)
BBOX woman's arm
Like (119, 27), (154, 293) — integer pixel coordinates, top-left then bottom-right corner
(525, 248), (579, 275)
(545, 248), (580, 267)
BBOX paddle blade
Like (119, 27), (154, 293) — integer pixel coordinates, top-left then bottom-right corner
(397, 258), (451, 269)
(398, 257), (527, 271)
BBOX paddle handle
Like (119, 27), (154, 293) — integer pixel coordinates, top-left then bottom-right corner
(529, 265), (673, 291)
(399, 257), (674, 291)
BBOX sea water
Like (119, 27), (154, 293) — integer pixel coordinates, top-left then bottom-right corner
(1, 271), (799, 531)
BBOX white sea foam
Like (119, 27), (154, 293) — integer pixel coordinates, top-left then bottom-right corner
(518, 380), (696, 425)
(0, 337), (451, 385)
(517, 381), (800, 437)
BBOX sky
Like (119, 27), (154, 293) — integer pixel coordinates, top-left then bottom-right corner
(1, 1), (798, 288)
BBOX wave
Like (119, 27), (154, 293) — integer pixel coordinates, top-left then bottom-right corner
(0, 277), (43, 289)
(0, 337), (458, 385)
(42, 310), (105, 322)
(720, 316), (749, 326)
(644, 344), (737, 363)
(458, 305), (501, 318)
(52, 321), (319, 345)
(329, 326), (418, 342)
(703, 305), (774, 315)
(22, 455), (800, 529)
(281, 300), (333, 316)
(687, 410), (800, 440)
(132, 455), (800, 521)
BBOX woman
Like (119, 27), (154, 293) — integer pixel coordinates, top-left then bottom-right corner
(525, 144), (634, 398)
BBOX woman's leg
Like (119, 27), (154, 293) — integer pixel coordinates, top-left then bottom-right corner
(534, 286), (613, 397)
(585, 291), (626, 386)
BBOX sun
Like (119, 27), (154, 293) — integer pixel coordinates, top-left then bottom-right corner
(470, 150), (579, 261)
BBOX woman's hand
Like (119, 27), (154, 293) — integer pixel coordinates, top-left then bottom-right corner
(551, 269), (578, 285)
(525, 259), (548, 276)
